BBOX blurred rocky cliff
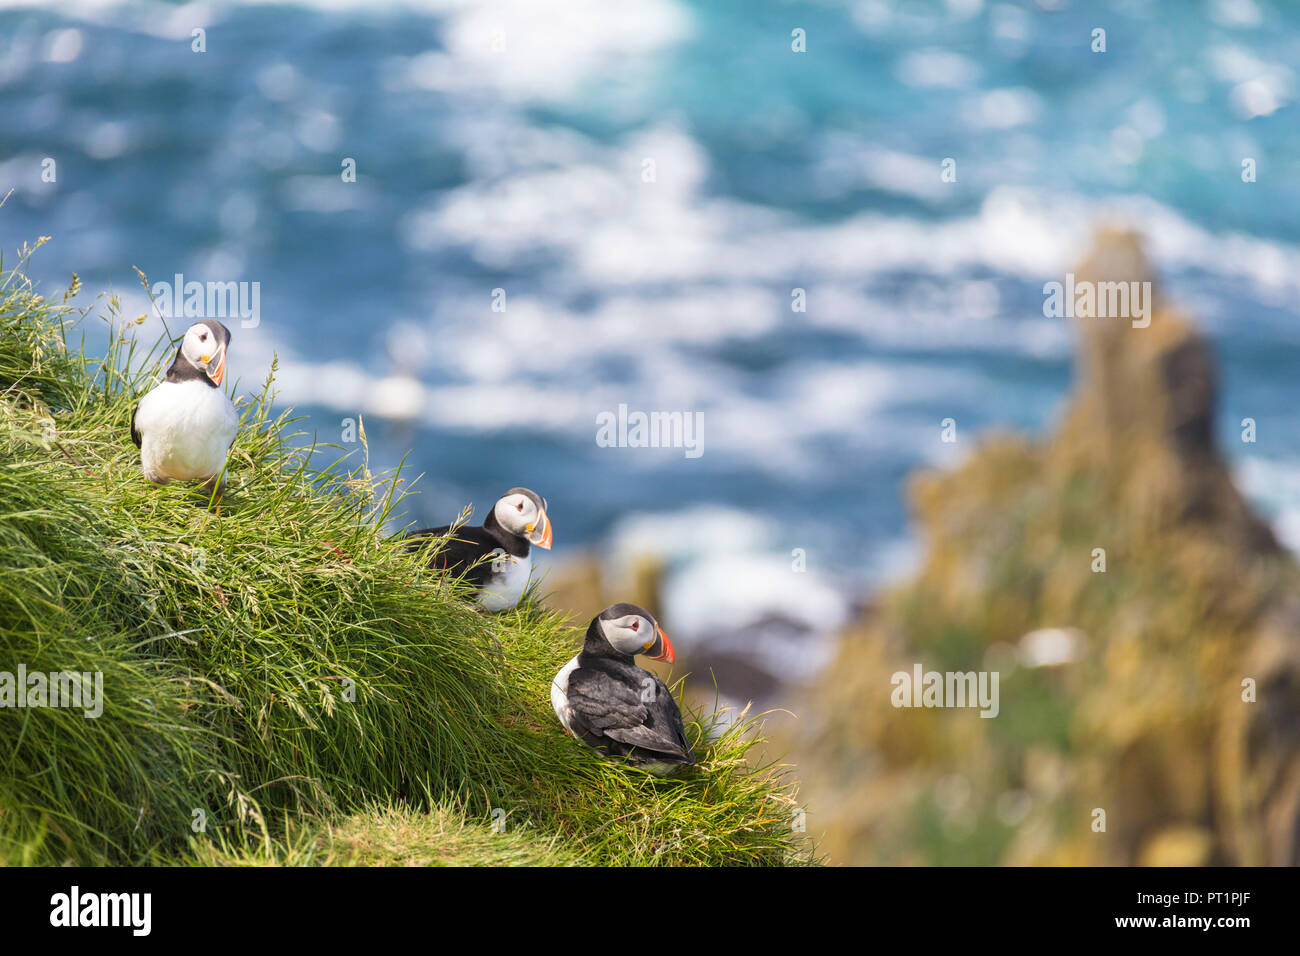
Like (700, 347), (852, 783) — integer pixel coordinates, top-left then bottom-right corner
(794, 230), (1300, 865)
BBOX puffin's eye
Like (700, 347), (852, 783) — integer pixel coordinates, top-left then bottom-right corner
(516, 502), (524, 511)
(199, 333), (208, 342)
(631, 621), (639, 631)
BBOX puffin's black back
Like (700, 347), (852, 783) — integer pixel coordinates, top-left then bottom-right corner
(565, 654), (694, 766)
(403, 513), (528, 590)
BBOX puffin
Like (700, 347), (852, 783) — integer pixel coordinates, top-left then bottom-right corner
(405, 487), (552, 611)
(131, 319), (238, 495)
(551, 603), (694, 774)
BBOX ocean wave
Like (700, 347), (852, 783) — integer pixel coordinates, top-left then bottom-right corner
(407, 117), (1300, 300)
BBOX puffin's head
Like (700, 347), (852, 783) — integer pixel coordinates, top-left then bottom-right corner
(492, 487), (552, 549)
(591, 602), (674, 663)
(179, 320), (231, 386)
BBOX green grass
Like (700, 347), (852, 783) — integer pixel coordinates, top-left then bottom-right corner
(182, 804), (587, 867)
(0, 246), (809, 867)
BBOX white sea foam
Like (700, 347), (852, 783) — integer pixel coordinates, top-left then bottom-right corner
(896, 48), (981, 89)
(4, 0), (691, 89)
(408, 115), (1300, 304)
(390, 0), (690, 103)
(1236, 456), (1300, 554)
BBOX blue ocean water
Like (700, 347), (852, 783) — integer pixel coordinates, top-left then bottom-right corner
(3, 0), (1298, 659)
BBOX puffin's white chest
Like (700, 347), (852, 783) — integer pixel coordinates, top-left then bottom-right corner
(476, 548), (532, 611)
(135, 380), (238, 482)
(550, 655), (580, 733)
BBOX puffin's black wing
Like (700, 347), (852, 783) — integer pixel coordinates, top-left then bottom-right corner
(635, 673), (693, 761)
(130, 403), (142, 448)
(566, 664), (693, 764)
(403, 525), (497, 590)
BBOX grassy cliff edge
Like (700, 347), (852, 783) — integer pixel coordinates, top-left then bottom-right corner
(0, 249), (808, 867)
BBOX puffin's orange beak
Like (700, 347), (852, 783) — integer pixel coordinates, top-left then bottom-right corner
(527, 512), (553, 549)
(207, 346), (227, 387)
(646, 626), (675, 663)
